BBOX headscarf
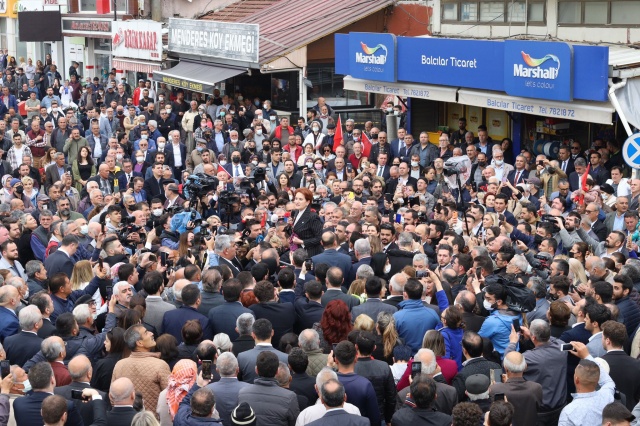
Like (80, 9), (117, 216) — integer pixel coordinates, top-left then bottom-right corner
(166, 359), (198, 419)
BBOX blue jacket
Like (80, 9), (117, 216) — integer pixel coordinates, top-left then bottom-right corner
(393, 299), (440, 354)
(0, 307), (18, 343)
(51, 276), (105, 324)
(174, 384), (223, 426)
(439, 326), (464, 370)
(161, 306), (213, 344)
(337, 372), (380, 426)
(208, 301), (254, 341)
(478, 310), (521, 357)
(616, 296), (640, 337)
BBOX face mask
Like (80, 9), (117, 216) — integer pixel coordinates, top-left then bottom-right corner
(384, 264), (391, 274)
(353, 136), (360, 142)
(478, 161), (486, 167)
(14, 186), (23, 194)
(494, 159), (504, 166)
(141, 134), (148, 140)
(116, 153), (123, 160)
(117, 111), (123, 115)
(483, 300), (495, 311)
(533, 235), (544, 245)
(219, 160), (227, 166)
(263, 104), (268, 110)
(254, 100), (260, 106)
(166, 108), (172, 113)
(315, 164), (322, 170)
(153, 209), (163, 217)
(251, 160), (258, 166)
(159, 96), (164, 101)
(312, 126), (319, 133)
(238, 96), (243, 101)
(306, 162), (313, 169)
(231, 139), (238, 144)
(386, 107), (393, 113)
(22, 380), (31, 393)
(547, 293), (559, 302)
(411, 161), (419, 167)
(263, 145), (270, 152)
(394, 110), (399, 116)
(80, 224), (89, 235)
(196, 146), (204, 153)
(256, 129), (263, 136)
(136, 156), (144, 163)
(232, 157), (240, 164)
(219, 112), (226, 118)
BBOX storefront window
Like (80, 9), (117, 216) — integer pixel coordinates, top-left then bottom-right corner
(308, 64), (368, 109)
(14, 21), (27, 62)
(95, 54), (111, 79)
(0, 20), (8, 54)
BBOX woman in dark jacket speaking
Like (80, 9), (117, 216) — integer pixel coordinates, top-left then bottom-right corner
(289, 187), (324, 257)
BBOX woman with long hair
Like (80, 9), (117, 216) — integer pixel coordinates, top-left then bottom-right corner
(370, 252), (390, 281)
(156, 334), (180, 370)
(568, 258), (588, 288)
(438, 307), (464, 369)
(70, 260), (105, 315)
(42, 147), (57, 171)
(157, 359), (199, 426)
(276, 173), (290, 192)
(91, 327), (126, 392)
(373, 312), (401, 365)
(176, 231), (194, 260)
(72, 146), (95, 192)
(18, 214), (38, 264)
(314, 299), (352, 353)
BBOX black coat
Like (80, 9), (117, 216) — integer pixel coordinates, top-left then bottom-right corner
(90, 353), (122, 393)
(387, 249), (416, 277)
(292, 207), (324, 257)
(4, 331), (42, 368)
(294, 299), (324, 334)
(106, 406), (138, 426)
(601, 350), (640, 410)
(55, 381), (109, 426)
(249, 302), (295, 349)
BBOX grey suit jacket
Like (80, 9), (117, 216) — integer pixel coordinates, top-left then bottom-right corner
(307, 409), (369, 426)
(577, 227), (629, 258)
(207, 377), (251, 426)
(237, 344), (289, 383)
(526, 299), (550, 324)
(351, 299), (397, 323)
(321, 289), (360, 311)
(143, 296), (176, 332)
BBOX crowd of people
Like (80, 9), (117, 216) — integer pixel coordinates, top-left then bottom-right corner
(0, 52), (635, 426)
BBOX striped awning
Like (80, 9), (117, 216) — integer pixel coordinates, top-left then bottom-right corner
(112, 58), (161, 75)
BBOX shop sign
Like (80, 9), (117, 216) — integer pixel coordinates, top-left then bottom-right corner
(504, 40), (573, 102)
(112, 20), (162, 61)
(397, 37), (504, 92)
(343, 76), (456, 102)
(154, 73), (213, 94)
(347, 32), (396, 83)
(168, 18), (259, 65)
(63, 18), (111, 34)
(0, 0), (18, 17)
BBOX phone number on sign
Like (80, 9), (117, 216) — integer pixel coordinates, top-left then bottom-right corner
(539, 106), (575, 117)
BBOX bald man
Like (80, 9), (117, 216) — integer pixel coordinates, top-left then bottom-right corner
(489, 351), (542, 426)
(54, 355), (107, 425)
(107, 378), (137, 425)
(0, 285), (21, 342)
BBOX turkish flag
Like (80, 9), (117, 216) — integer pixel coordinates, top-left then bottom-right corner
(217, 164), (231, 178)
(333, 114), (343, 152)
(361, 132), (372, 158)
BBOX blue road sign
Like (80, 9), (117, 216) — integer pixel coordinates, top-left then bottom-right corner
(622, 134), (640, 170)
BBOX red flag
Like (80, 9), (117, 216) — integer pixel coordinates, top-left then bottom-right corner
(361, 132), (372, 158)
(217, 164), (231, 178)
(578, 163), (591, 205)
(333, 115), (343, 152)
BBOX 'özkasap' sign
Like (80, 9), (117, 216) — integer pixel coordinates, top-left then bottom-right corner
(168, 18), (259, 65)
(112, 20), (163, 61)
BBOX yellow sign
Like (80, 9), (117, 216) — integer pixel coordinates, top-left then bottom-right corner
(2, 0), (19, 18)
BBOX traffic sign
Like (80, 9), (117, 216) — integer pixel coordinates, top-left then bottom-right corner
(622, 133), (640, 170)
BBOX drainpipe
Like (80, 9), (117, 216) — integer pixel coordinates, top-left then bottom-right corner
(151, 0), (162, 22)
(608, 78), (633, 137)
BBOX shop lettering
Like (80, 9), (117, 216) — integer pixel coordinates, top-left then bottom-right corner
(486, 98), (534, 112)
(513, 64), (558, 79)
(67, 21), (111, 32)
(124, 30), (158, 52)
(171, 29), (255, 54)
(356, 52), (386, 65)
(161, 76), (203, 92)
(421, 55), (477, 68)
(539, 106), (575, 117)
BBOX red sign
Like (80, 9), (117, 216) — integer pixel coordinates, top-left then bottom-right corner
(63, 19), (111, 33)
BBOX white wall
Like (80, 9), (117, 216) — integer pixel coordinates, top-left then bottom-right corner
(161, 0), (238, 19)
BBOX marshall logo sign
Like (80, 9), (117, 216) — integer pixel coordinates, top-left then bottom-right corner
(112, 20), (163, 61)
(62, 18), (111, 34)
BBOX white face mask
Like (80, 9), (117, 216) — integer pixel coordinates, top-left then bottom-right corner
(386, 107), (393, 113)
(312, 126), (319, 133)
(80, 224), (89, 235)
(251, 160), (258, 166)
(394, 110), (399, 116)
(384, 264), (391, 274)
(263, 104), (268, 110)
(158, 143), (165, 150)
(256, 129), (263, 135)
(230, 139), (238, 143)
(483, 300), (494, 311)
(306, 163), (313, 169)
(411, 161), (419, 167)
(153, 209), (163, 217)
(136, 156), (144, 163)
(166, 108), (172, 113)
(141, 134), (148, 140)
(116, 154), (123, 160)
(494, 159), (504, 166)
(219, 160), (227, 166)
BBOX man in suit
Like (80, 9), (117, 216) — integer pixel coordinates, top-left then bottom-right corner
(87, 164), (115, 196)
(141, 271), (176, 332)
(106, 377), (138, 426)
(249, 280), (295, 349)
(213, 234), (242, 277)
(291, 249), (315, 301)
(54, 355), (108, 426)
(346, 238), (372, 286)
(44, 235), (78, 278)
(294, 281), (325, 334)
(206, 352), (251, 426)
(45, 152), (71, 191)
(525, 279), (550, 324)
(389, 127), (407, 160)
(14, 362), (84, 426)
(312, 232), (352, 282)
(489, 351), (542, 426)
(224, 151), (247, 179)
(321, 266), (360, 310)
(583, 202), (608, 242)
(453, 291), (485, 333)
(451, 331), (502, 401)
(163, 183), (185, 209)
(0, 285), (20, 343)
(4, 305), (43, 367)
(142, 162), (166, 203)
(209, 279), (254, 341)
(237, 318), (289, 383)
(308, 379), (369, 426)
(372, 152), (391, 180)
(116, 159), (142, 190)
(557, 145), (575, 176)
(351, 277), (397, 323)
(161, 284), (213, 344)
(601, 321), (640, 410)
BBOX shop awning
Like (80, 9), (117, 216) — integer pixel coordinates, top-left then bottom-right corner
(457, 89), (615, 125)
(343, 76), (458, 103)
(113, 58), (161, 75)
(151, 61), (246, 94)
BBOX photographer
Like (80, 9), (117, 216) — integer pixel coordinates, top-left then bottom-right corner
(157, 213), (180, 249)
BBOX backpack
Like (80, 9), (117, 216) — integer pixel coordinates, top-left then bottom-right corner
(485, 275), (536, 313)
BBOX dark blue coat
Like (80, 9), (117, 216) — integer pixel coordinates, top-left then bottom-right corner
(208, 301), (254, 341)
(161, 306), (213, 344)
(174, 384), (223, 426)
(14, 391), (83, 426)
(347, 256), (371, 286)
(0, 306), (18, 343)
(312, 249), (352, 282)
(616, 295), (640, 338)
